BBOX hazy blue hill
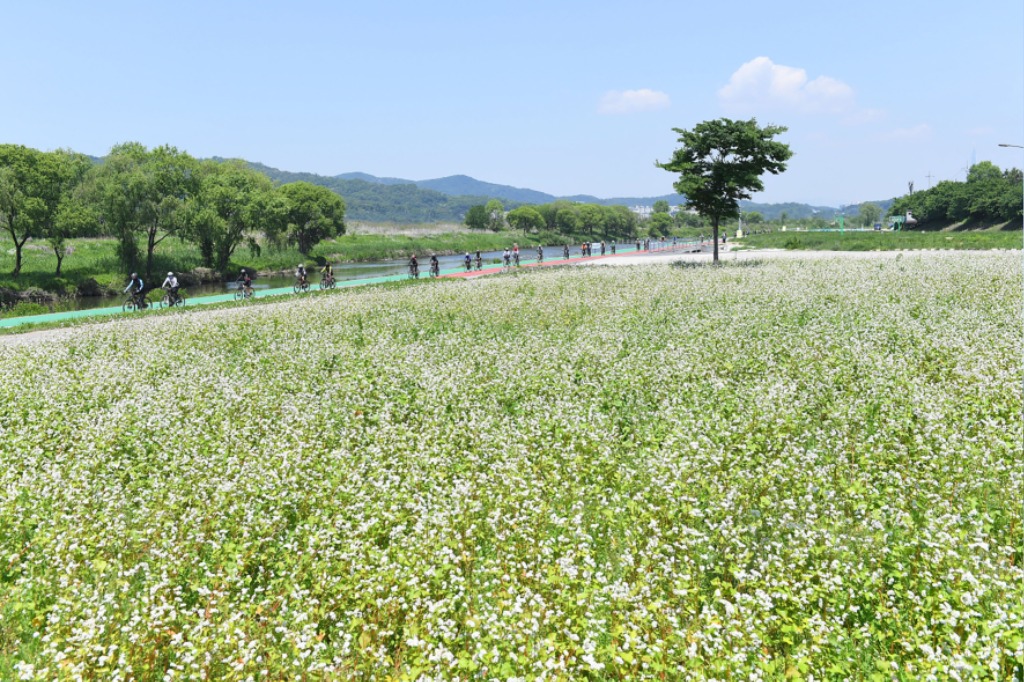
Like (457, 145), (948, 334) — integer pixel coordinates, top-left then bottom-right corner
(335, 172), (412, 185)
(416, 175), (556, 204)
(217, 159), (888, 224)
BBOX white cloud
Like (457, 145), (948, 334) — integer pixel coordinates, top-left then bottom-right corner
(718, 57), (856, 115)
(598, 89), (670, 115)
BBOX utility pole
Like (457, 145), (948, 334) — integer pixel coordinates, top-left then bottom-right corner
(925, 172), (934, 187)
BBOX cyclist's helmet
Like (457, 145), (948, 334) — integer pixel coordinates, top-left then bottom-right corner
(167, 272), (174, 277)
(131, 273), (137, 278)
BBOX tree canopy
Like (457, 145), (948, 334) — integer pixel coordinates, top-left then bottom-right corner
(278, 182), (347, 255)
(658, 118), (792, 262)
(890, 162), (1021, 226)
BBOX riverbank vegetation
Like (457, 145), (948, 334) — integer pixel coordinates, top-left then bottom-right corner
(736, 227), (1020, 251)
(1, 253), (1019, 679)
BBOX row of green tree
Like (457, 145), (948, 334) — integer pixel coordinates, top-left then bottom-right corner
(0, 143), (346, 278)
(889, 162), (1022, 226)
(465, 199), (643, 240)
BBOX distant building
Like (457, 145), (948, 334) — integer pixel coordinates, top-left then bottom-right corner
(631, 204), (690, 219)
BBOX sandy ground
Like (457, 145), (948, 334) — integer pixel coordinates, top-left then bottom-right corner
(0, 248), (994, 347)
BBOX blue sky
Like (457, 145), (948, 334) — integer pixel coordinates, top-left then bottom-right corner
(2, 1), (1021, 206)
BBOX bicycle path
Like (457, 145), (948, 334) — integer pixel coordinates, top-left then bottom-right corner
(0, 243), (703, 330)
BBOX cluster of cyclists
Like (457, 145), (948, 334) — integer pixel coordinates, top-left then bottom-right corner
(122, 239), (670, 311)
(123, 272), (185, 310)
(405, 241), (625, 278)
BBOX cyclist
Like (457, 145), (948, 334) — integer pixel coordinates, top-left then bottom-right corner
(474, 250), (483, 270)
(124, 273), (146, 308)
(463, 252), (471, 271)
(600, 241), (606, 256)
(237, 268), (254, 297)
(563, 244), (570, 259)
(502, 248), (511, 268)
(512, 243), (520, 266)
(409, 254), (419, 278)
(296, 263), (308, 287)
(430, 255), (441, 277)
(321, 262), (334, 285)
(537, 245), (544, 263)
(161, 271), (180, 302)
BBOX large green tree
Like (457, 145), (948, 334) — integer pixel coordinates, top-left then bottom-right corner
(857, 202), (882, 228)
(278, 182), (346, 254)
(484, 199), (505, 231)
(658, 118), (792, 262)
(46, 150), (95, 276)
(0, 146), (91, 277)
(506, 206), (545, 235)
(0, 145), (44, 277)
(464, 204), (489, 230)
(648, 212), (673, 237)
(185, 160), (286, 271)
(578, 204), (605, 238)
(605, 205), (638, 240)
(94, 143), (200, 277)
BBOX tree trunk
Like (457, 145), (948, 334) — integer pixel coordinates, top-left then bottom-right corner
(53, 247), (65, 277)
(712, 217), (720, 264)
(146, 227), (158, 279)
(11, 235), (27, 277)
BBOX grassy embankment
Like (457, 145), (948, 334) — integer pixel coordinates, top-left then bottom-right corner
(736, 226), (1021, 251)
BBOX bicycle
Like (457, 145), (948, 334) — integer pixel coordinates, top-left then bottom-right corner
(293, 277), (310, 294)
(474, 255), (483, 271)
(501, 257), (512, 273)
(122, 291), (146, 313)
(234, 284), (254, 301)
(513, 252), (520, 267)
(320, 273), (336, 290)
(159, 289), (186, 309)
(408, 263), (419, 279)
(430, 262), (441, 278)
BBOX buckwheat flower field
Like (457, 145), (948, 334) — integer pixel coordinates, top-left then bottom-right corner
(0, 252), (1021, 680)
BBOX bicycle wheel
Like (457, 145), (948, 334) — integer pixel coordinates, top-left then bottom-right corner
(175, 293), (185, 307)
(122, 297), (137, 313)
(293, 282), (302, 294)
(235, 289), (245, 301)
(159, 294), (170, 309)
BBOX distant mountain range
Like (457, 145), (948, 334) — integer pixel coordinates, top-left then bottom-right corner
(223, 159), (894, 223)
